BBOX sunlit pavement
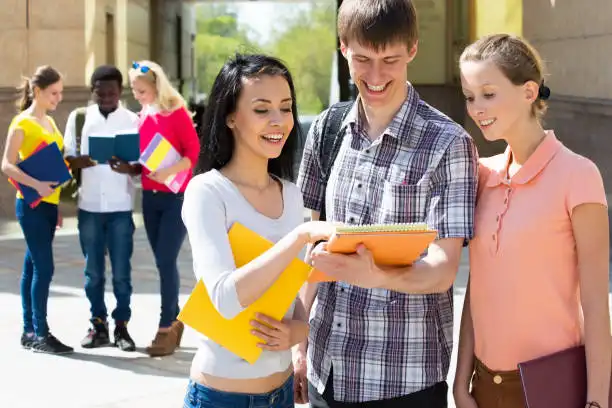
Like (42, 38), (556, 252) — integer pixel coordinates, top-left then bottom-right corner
(1, 216), (609, 407)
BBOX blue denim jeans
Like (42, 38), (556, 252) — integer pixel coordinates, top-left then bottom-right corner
(78, 209), (134, 322)
(16, 198), (58, 337)
(183, 376), (294, 408)
(142, 190), (186, 328)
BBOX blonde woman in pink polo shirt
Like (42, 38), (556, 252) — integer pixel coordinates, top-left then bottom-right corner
(454, 34), (611, 408)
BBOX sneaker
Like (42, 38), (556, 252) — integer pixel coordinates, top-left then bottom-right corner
(81, 318), (111, 349)
(114, 322), (136, 352)
(20, 332), (35, 349)
(31, 333), (74, 355)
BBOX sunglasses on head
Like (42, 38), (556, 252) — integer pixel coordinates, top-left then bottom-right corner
(132, 62), (151, 74)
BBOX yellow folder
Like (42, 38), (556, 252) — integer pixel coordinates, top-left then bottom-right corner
(177, 222), (312, 364)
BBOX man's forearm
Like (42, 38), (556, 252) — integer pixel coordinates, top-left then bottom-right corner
(381, 258), (456, 294)
(377, 238), (463, 294)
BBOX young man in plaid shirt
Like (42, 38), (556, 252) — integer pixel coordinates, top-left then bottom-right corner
(295, 0), (478, 406)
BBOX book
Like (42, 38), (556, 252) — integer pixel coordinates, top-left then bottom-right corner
(88, 136), (115, 163)
(139, 132), (188, 193)
(8, 141), (72, 208)
(114, 132), (140, 162)
(88, 132), (140, 164)
(308, 222), (437, 282)
(518, 345), (612, 408)
(177, 222), (312, 364)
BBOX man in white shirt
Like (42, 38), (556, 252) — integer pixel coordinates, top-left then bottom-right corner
(64, 65), (141, 351)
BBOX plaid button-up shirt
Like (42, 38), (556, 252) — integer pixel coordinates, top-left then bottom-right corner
(296, 84), (478, 402)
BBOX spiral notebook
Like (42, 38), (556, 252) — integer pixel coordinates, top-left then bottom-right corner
(308, 223), (437, 282)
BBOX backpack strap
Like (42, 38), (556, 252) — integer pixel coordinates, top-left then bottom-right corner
(74, 107), (87, 155)
(317, 101), (353, 221)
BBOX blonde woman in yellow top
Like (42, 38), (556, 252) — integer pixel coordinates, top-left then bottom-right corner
(0, 65), (73, 355)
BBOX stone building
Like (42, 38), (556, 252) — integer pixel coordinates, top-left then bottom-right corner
(1, 0), (611, 218)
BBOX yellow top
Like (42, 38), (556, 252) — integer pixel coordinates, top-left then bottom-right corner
(8, 113), (64, 205)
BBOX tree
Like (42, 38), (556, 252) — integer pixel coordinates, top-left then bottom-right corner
(267, 3), (337, 114)
(194, 1), (337, 115)
(194, 4), (261, 97)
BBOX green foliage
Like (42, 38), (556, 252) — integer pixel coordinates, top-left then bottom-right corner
(194, 4), (261, 98)
(267, 4), (336, 114)
(194, 2), (336, 115)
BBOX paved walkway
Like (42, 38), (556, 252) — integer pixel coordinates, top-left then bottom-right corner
(2, 215), (607, 407)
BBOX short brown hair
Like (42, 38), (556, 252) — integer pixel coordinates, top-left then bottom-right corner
(337, 0), (418, 51)
(17, 65), (62, 112)
(460, 34), (548, 119)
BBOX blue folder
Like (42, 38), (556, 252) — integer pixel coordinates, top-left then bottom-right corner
(11, 142), (72, 206)
(114, 133), (140, 162)
(89, 136), (115, 163)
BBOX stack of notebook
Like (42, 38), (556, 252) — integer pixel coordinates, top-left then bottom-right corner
(309, 222), (437, 282)
(139, 132), (188, 193)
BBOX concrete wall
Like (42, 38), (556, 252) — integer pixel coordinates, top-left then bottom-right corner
(0, 0), (87, 88)
(523, 0), (612, 197)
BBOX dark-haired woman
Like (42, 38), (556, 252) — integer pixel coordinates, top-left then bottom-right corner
(0, 65), (73, 355)
(181, 54), (335, 407)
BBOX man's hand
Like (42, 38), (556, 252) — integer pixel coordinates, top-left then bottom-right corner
(67, 155), (96, 170)
(108, 157), (141, 176)
(310, 243), (399, 289)
(293, 347), (309, 403)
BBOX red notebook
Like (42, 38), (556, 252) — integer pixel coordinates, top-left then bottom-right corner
(518, 345), (611, 408)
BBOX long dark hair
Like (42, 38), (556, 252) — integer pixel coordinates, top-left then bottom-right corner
(17, 65), (62, 112)
(194, 54), (301, 181)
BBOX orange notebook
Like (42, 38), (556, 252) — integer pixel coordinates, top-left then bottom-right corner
(308, 223), (437, 282)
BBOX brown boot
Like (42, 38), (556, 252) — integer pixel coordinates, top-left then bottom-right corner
(145, 320), (184, 357)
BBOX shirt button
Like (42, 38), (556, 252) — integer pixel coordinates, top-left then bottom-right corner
(349, 217), (355, 223)
(365, 149), (370, 154)
(337, 323), (342, 328)
(492, 234), (496, 241)
(357, 183), (362, 188)
(495, 215), (500, 222)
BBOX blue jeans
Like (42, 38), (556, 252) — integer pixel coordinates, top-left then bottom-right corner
(16, 199), (58, 337)
(142, 190), (186, 328)
(183, 377), (294, 408)
(78, 210), (134, 322)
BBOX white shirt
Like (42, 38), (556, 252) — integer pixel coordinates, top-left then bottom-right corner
(181, 169), (305, 379)
(64, 104), (140, 213)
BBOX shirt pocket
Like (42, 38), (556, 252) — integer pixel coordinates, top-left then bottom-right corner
(379, 180), (428, 224)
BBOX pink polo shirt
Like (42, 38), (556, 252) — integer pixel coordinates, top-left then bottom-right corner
(469, 130), (607, 370)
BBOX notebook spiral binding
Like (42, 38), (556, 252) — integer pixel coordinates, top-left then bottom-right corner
(336, 223), (432, 234)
